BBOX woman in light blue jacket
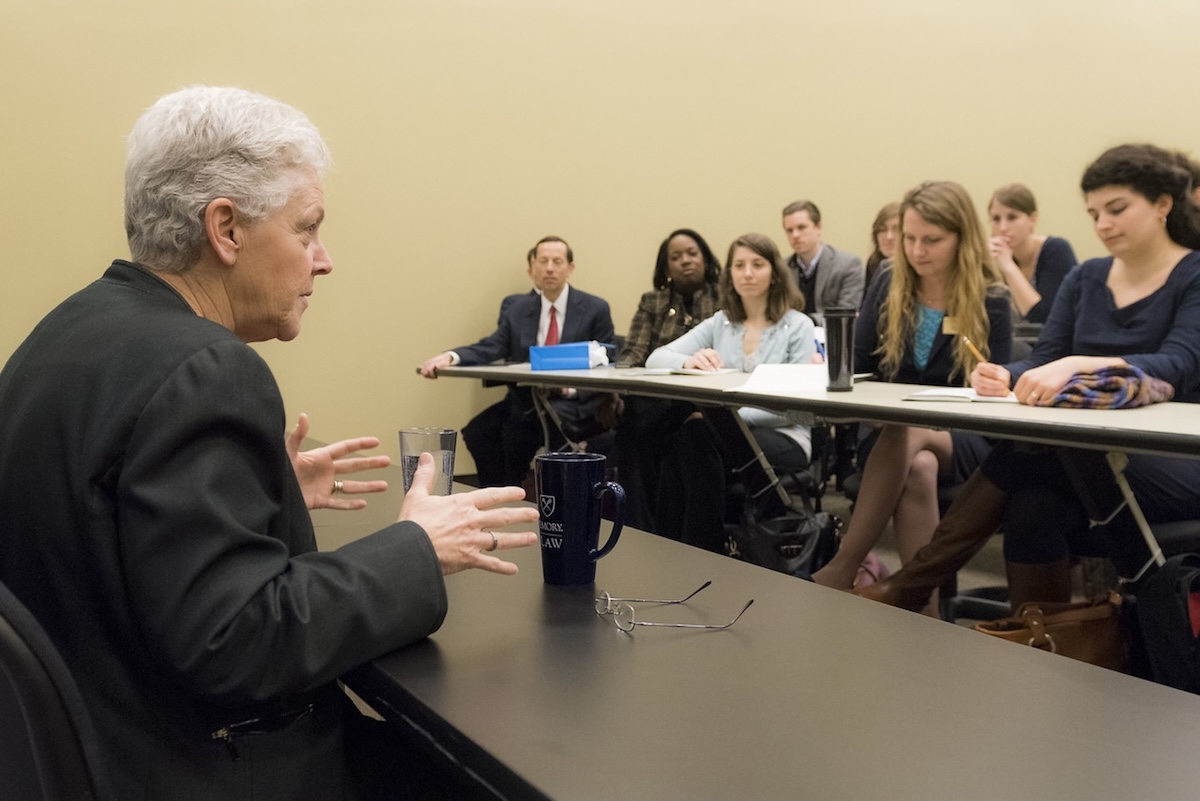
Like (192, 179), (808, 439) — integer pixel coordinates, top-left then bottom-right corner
(646, 233), (815, 551)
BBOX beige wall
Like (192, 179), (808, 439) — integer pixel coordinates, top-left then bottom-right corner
(3, 0), (1198, 470)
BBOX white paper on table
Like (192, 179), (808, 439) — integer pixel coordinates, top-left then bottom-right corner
(903, 387), (1018, 403)
(723, 363), (829, 395)
(639, 367), (739, 376)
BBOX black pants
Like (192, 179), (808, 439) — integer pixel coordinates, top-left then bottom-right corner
(460, 394), (549, 488)
(462, 391), (610, 488)
(614, 397), (699, 533)
(655, 418), (810, 554)
(982, 442), (1200, 575)
(655, 416), (729, 552)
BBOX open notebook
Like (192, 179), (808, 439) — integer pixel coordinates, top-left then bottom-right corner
(903, 387), (1018, 403)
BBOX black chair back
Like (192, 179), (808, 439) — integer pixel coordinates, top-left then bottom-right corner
(0, 581), (105, 800)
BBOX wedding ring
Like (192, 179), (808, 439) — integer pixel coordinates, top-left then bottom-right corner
(486, 531), (498, 552)
(332, 479), (344, 495)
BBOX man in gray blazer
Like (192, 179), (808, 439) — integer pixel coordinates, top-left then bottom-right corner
(781, 200), (866, 326)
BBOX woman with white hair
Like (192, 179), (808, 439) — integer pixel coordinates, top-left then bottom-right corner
(0, 86), (536, 799)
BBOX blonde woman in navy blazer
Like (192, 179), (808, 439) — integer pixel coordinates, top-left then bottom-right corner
(812, 182), (1011, 613)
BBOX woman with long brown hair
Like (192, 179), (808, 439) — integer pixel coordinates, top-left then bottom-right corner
(646, 232), (815, 552)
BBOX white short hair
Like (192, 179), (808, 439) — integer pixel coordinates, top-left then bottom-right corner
(124, 86), (332, 272)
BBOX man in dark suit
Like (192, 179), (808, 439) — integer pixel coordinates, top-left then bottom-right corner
(421, 236), (615, 487)
(781, 200), (866, 326)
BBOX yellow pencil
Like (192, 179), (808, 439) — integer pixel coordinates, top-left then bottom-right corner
(962, 336), (986, 363)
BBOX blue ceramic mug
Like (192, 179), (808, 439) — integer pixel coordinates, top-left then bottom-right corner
(535, 452), (625, 585)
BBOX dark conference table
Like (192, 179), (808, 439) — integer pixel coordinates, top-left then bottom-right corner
(316, 479), (1200, 800)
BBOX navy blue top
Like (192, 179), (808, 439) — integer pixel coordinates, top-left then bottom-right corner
(1008, 252), (1200, 403)
(855, 266), (1013, 386)
(1024, 235), (1078, 324)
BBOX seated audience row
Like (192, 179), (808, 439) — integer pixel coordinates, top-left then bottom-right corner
(421, 181), (1078, 506)
(422, 148), (1200, 637)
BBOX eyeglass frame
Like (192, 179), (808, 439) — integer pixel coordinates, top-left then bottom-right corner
(594, 580), (712, 615)
(594, 581), (753, 633)
(604, 598), (754, 633)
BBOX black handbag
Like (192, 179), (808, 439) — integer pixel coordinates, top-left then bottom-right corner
(725, 492), (840, 580)
(1133, 553), (1200, 693)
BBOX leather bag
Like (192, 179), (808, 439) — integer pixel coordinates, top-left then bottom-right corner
(974, 591), (1129, 673)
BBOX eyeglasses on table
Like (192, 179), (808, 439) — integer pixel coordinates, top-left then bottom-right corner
(594, 581), (754, 633)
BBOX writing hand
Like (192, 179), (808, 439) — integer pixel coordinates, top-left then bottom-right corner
(970, 362), (1012, 397)
(683, 349), (723, 371)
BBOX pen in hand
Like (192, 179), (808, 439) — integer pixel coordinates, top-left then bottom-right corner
(962, 336), (986, 364)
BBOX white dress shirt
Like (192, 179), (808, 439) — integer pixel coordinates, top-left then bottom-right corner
(537, 285), (570, 346)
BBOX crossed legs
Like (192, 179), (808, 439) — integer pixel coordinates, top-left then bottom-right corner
(812, 424), (954, 614)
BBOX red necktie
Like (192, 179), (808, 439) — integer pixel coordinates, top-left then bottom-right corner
(545, 306), (559, 346)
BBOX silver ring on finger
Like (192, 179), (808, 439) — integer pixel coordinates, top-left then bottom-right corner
(333, 479), (344, 495)
(486, 531), (498, 552)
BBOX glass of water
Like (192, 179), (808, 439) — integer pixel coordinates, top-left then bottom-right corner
(398, 427), (457, 495)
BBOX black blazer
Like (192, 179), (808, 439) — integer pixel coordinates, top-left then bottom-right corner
(0, 261), (447, 797)
(855, 266), (1013, 386)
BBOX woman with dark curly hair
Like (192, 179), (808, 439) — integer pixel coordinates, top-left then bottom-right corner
(617, 229), (722, 367)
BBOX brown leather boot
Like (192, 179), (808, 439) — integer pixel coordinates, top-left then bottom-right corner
(853, 470), (1009, 611)
(1005, 558), (1072, 611)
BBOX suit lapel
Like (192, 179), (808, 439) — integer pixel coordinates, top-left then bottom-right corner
(561, 287), (584, 342)
(518, 294), (541, 352)
(926, 330), (954, 378)
(812, 246), (834, 305)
